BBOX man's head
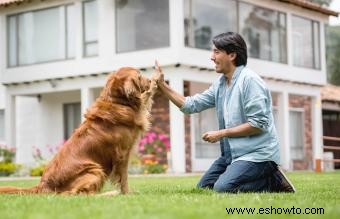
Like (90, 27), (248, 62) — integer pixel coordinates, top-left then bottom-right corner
(211, 32), (247, 74)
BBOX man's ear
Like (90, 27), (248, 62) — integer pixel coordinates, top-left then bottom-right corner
(229, 52), (237, 62)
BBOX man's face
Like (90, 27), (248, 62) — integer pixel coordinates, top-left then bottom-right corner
(210, 45), (235, 74)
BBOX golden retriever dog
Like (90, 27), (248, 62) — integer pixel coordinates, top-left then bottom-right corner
(0, 67), (158, 195)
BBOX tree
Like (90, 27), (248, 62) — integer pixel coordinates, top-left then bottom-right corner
(330, 46), (340, 85)
(326, 26), (340, 85)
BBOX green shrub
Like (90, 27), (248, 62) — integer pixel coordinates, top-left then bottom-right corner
(30, 164), (46, 177)
(143, 163), (167, 174)
(0, 145), (16, 163)
(0, 162), (20, 176)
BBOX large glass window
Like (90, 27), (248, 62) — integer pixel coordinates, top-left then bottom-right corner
(7, 5), (75, 67)
(292, 16), (320, 69)
(0, 110), (4, 140)
(239, 2), (287, 63)
(83, 0), (98, 57)
(194, 108), (220, 158)
(289, 110), (304, 160)
(63, 103), (81, 139)
(184, 0), (237, 50)
(115, 0), (170, 53)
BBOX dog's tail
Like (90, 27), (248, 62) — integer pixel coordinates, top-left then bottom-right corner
(0, 186), (38, 194)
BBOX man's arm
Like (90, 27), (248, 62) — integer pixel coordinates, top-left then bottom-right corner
(202, 123), (262, 143)
(155, 61), (185, 108)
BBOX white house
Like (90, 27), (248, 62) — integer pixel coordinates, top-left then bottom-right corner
(0, 0), (338, 173)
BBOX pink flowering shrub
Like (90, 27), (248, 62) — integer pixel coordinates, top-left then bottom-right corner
(138, 132), (170, 165)
(31, 140), (65, 176)
(32, 140), (65, 162)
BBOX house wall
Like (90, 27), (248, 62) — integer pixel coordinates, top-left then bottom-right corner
(0, 0), (332, 171)
(15, 90), (80, 163)
(0, 0), (330, 85)
(0, 85), (5, 109)
(272, 92), (313, 170)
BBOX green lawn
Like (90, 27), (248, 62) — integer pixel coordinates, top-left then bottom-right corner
(0, 172), (339, 219)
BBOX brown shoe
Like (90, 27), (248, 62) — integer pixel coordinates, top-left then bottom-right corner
(272, 166), (296, 193)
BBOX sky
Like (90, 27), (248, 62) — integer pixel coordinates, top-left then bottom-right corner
(329, 0), (340, 26)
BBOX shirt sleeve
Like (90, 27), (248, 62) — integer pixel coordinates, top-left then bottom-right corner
(180, 84), (216, 114)
(243, 76), (271, 131)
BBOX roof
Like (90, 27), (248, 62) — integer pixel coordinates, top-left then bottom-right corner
(278, 0), (339, 16)
(0, 0), (24, 7)
(0, 0), (339, 16)
(321, 84), (340, 103)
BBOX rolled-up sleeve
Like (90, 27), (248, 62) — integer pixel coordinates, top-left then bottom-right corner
(244, 77), (270, 131)
(180, 84), (216, 114)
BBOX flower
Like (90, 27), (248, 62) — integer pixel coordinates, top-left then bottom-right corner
(138, 132), (170, 165)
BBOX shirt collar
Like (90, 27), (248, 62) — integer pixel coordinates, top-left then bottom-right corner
(219, 65), (245, 86)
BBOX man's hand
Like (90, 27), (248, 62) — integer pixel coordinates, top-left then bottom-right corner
(202, 130), (223, 143)
(154, 60), (165, 85)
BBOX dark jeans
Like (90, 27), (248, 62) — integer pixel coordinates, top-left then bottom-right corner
(197, 156), (277, 193)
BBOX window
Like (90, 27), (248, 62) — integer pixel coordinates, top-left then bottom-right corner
(239, 2), (287, 63)
(115, 0), (170, 53)
(184, 0), (237, 50)
(289, 110), (304, 160)
(63, 103), (81, 139)
(272, 108), (278, 130)
(7, 5), (75, 67)
(194, 108), (220, 158)
(83, 0), (98, 57)
(0, 110), (4, 140)
(292, 16), (320, 69)
(273, 108), (304, 160)
(323, 110), (340, 121)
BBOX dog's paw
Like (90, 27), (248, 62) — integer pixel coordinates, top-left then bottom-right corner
(145, 79), (157, 95)
(150, 79), (158, 90)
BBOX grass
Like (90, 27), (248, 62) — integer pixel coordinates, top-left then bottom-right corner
(0, 171), (339, 219)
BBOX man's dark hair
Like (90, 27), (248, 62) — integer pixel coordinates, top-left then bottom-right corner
(212, 32), (248, 66)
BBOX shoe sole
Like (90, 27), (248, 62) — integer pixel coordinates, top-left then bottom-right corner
(277, 167), (296, 192)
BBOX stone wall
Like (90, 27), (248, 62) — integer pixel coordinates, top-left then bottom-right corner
(289, 95), (312, 170)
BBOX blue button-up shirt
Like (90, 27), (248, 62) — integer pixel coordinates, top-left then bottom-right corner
(181, 65), (280, 164)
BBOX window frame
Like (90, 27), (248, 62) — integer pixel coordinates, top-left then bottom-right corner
(82, 0), (98, 57)
(289, 108), (305, 160)
(184, 0), (238, 50)
(238, 1), (287, 63)
(184, 0), (288, 64)
(114, 0), (170, 53)
(291, 14), (321, 70)
(6, 4), (75, 68)
(63, 102), (81, 140)
(193, 108), (220, 159)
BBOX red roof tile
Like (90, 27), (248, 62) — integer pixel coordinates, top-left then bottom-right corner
(278, 0), (338, 16)
(321, 84), (340, 103)
(0, 0), (339, 16)
(0, 0), (25, 6)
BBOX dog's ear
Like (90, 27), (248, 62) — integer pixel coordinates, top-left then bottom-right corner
(99, 73), (116, 100)
(123, 77), (141, 99)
